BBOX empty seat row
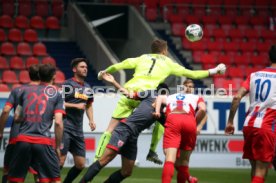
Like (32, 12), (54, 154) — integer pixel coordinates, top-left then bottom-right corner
(193, 51), (270, 65)
(1, 0), (63, 18)
(0, 28), (38, 42)
(0, 69), (65, 85)
(0, 56), (56, 70)
(1, 42), (47, 56)
(0, 15), (60, 30)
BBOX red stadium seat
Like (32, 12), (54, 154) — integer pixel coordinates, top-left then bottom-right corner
(24, 29), (38, 42)
(257, 43), (271, 52)
(233, 54), (250, 65)
(239, 0), (254, 6)
(214, 77), (225, 88)
(228, 29), (244, 39)
(52, 2), (64, 18)
(10, 56), (25, 70)
(184, 16), (200, 24)
(18, 2), (32, 17)
(245, 29), (260, 39)
(234, 16), (250, 25)
(212, 29), (228, 39)
(224, 7), (238, 17)
(193, 7), (206, 17)
(26, 56), (39, 68)
(2, 2), (15, 16)
(30, 16), (45, 29)
(201, 53), (217, 64)
(218, 16), (234, 25)
(0, 84), (10, 92)
(1, 42), (16, 56)
(145, 8), (158, 22)
(201, 16), (217, 24)
(251, 54), (269, 66)
(0, 56), (9, 69)
(42, 56), (56, 66)
(33, 42), (47, 56)
(245, 67), (260, 76)
(8, 28), (23, 42)
(19, 70), (31, 84)
(171, 23), (185, 36)
(223, 42), (240, 52)
(224, 0), (239, 6)
(0, 29), (7, 42)
(207, 41), (223, 51)
(207, 0), (223, 6)
(189, 41), (207, 51)
(55, 70), (65, 84)
(144, 0), (158, 8)
(207, 7), (222, 16)
(0, 15), (13, 29)
(217, 55), (233, 65)
(177, 6), (190, 16)
(260, 29), (276, 40)
(17, 42), (32, 56)
(15, 16), (29, 29)
(250, 16), (269, 25)
(192, 51), (204, 63)
(35, 0), (49, 17)
(227, 67), (244, 78)
(46, 16), (61, 30)
(240, 42), (256, 52)
(2, 70), (19, 84)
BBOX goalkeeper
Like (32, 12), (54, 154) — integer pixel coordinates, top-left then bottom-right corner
(94, 39), (226, 161)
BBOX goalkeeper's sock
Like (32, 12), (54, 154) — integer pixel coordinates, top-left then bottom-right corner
(177, 166), (190, 183)
(251, 176), (264, 183)
(103, 169), (127, 183)
(80, 161), (103, 183)
(94, 131), (112, 162)
(63, 166), (83, 183)
(162, 161), (174, 183)
(150, 122), (164, 152)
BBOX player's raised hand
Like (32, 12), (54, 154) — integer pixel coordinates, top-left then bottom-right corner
(89, 120), (96, 131)
(208, 63), (226, 75)
(225, 122), (235, 135)
(97, 70), (106, 80)
(102, 73), (115, 83)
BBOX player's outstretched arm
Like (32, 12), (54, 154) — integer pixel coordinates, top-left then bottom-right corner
(225, 87), (248, 135)
(98, 58), (138, 80)
(171, 63), (226, 79)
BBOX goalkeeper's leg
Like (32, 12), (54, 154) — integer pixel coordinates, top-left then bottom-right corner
(94, 118), (119, 161)
(146, 122), (164, 165)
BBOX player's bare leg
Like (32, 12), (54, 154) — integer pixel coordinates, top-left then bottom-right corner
(104, 156), (135, 182)
(250, 160), (270, 183)
(80, 148), (118, 183)
(59, 154), (67, 169)
(162, 148), (177, 183)
(94, 118), (119, 161)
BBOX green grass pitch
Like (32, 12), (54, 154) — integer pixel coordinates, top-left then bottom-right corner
(2, 167), (276, 182)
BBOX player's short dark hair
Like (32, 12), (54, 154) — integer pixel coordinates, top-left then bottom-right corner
(269, 45), (276, 63)
(151, 39), (168, 54)
(39, 64), (56, 82)
(183, 79), (194, 87)
(157, 83), (170, 95)
(28, 64), (40, 81)
(71, 58), (88, 68)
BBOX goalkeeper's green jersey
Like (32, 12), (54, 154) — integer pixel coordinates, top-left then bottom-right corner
(106, 54), (209, 91)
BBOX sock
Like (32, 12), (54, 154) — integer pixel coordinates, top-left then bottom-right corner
(162, 161), (174, 183)
(273, 157), (276, 170)
(177, 166), (190, 183)
(2, 175), (7, 183)
(63, 166), (82, 183)
(252, 176), (265, 183)
(103, 169), (126, 183)
(150, 122), (164, 152)
(79, 161), (103, 183)
(94, 131), (112, 161)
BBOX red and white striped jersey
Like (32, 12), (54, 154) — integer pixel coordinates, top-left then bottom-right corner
(242, 67), (276, 131)
(165, 93), (204, 116)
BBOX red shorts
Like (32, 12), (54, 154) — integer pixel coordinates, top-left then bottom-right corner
(163, 113), (196, 151)
(243, 126), (276, 162)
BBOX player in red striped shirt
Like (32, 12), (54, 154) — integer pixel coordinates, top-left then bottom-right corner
(225, 45), (276, 183)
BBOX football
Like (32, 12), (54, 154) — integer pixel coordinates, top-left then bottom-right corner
(185, 24), (203, 42)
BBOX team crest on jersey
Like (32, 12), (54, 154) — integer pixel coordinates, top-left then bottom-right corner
(176, 94), (185, 100)
(117, 140), (124, 147)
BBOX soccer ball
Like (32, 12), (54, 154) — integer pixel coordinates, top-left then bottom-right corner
(185, 24), (203, 42)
